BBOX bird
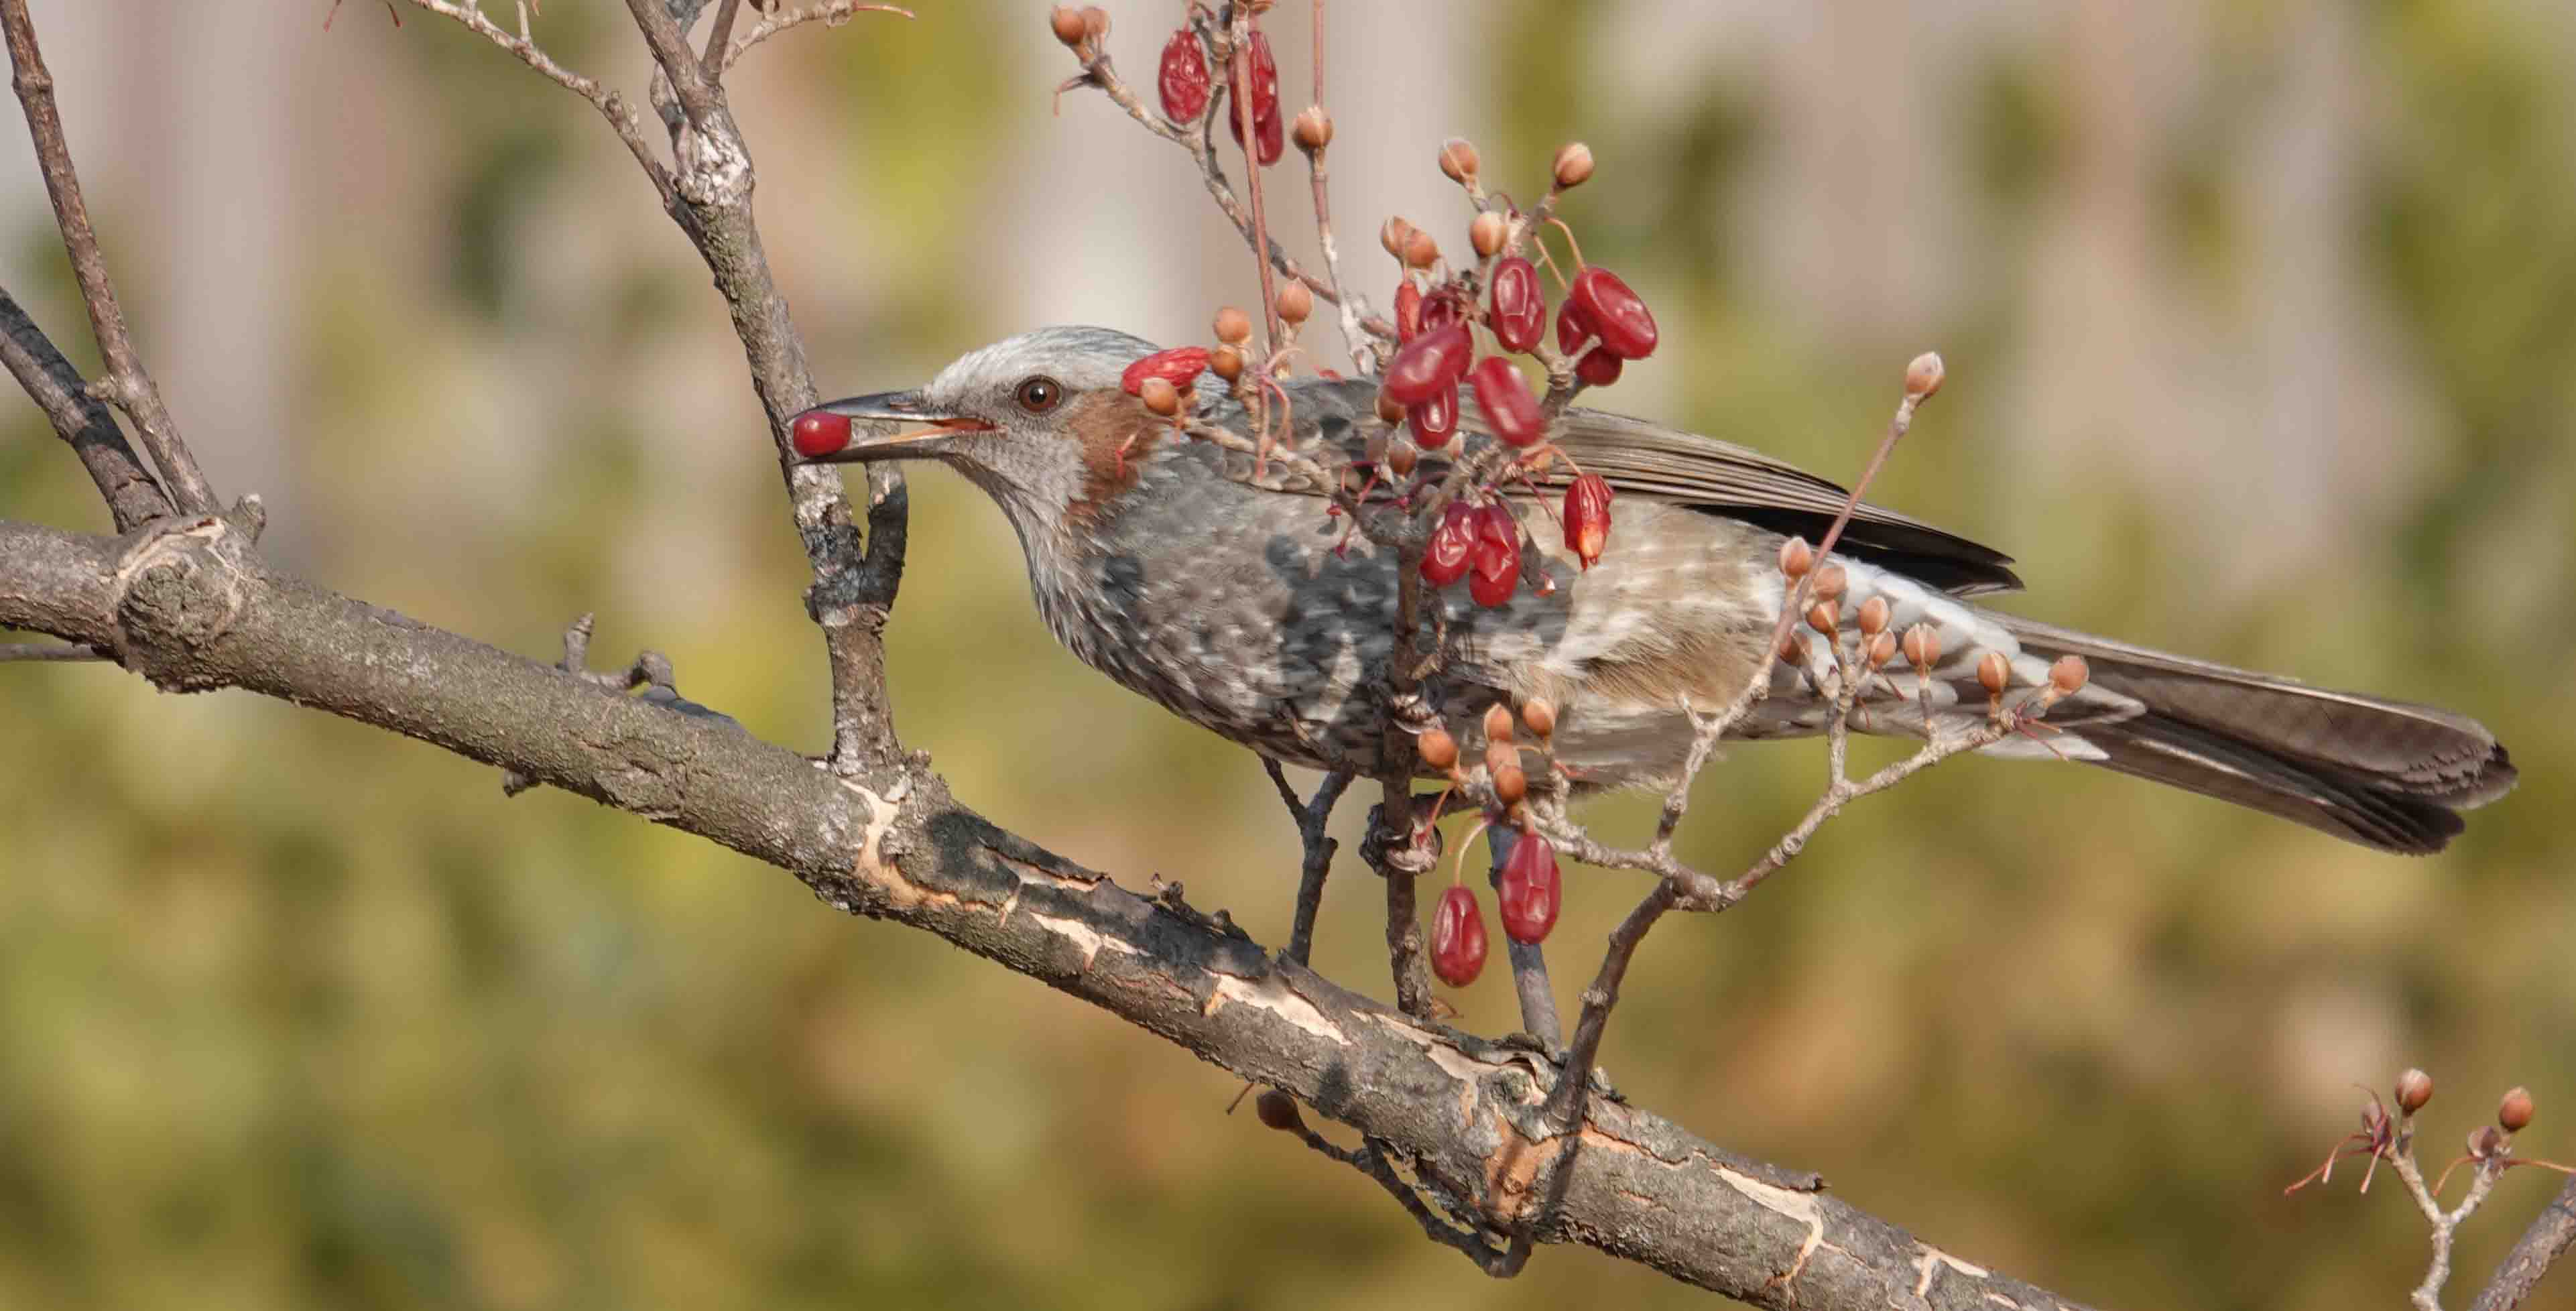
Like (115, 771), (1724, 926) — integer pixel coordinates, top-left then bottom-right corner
(798, 325), (2513, 855)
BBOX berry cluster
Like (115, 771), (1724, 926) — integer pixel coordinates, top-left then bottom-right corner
(1416, 703), (1566, 988)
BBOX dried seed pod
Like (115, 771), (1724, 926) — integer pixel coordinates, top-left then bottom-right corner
(2048, 655), (2090, 696)
(1521, 698), (1556, 739)
(791, 408), (852, 458)
(1469, 210), (1507, 259)
(1778, 536), (1814, 579)
(1487, 257), (1545, 353)
(1438, 137), (1481, 182)
(1291, 105), (1332, 152)
(1382, 323), (1473, 405)
(1977, 651), (2011, 696)
(1806, 601), (1838, 635)
(1049, 5), (1087, 46)
(1254, 1089), (1304, 1131)
(1901, 623), (1941, 670)
(1469, 357), (1542, 448)
(1905, 351), (1945, 399)
(1210, 343), (1246, 383)
(1568, 266), (1657, 359)
(1866, 631), (1897, 668)
(1121, 346), (1211, 395)
(1483, 702), (1517, 745)
(1403, 227), (1441, 271)
(1406, 381), (1459, 450)
(2396, 1068), (2435, 1115)
(1213, 306), (1253, 345)
(1552, 141), (1595, 189)
(1490, 763), (1527, 806)
(1417, 726), (1460, 771)
(1496, 832), (1561, 944)
(2502, 1086), (2536, 1133)
(1561, 472), (1613, 569)
(1158, 28), (1211, 121)
(1857, 595), (1890, 637)
(1430, 884), (1488, 987)
(1813, 562), (1847, 603)
(1276, 279), (1313, 325)
(1380, 216), (1416, 260)
(1138, 375), (1180, 417)
(1419, 502), (1475, 586)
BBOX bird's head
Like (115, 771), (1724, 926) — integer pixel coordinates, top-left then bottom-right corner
(797, 325), (1180, 539)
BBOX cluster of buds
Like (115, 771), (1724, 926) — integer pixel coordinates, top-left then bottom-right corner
(1418, 702), (1567, 988)
(2288, 1068), (2576, 1197)
(1774, 534), (2089, 728)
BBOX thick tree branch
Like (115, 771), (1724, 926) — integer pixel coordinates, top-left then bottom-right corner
(2471, 1174), (2576, 1310)
(0, 513), (2095, 1311)
(0, 286), (166, 529)
(0, 0), (213, 515)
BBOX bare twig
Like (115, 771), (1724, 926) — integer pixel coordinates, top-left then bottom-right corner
(1264, 759), (1352, 965)
(0, 640), (105, 662)
(2471, 1173), (2576, 1310)
(0, 0), (213, 515)
(396, 0), (678, 206)
(721, 1), (912, 72)
(2392, 1130), (2511, 1311)
(0, 287), (167, 529)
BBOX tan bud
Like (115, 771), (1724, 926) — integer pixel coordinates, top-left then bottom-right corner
(1977, 651), (2010, 696)
(1048, 5), (1087, 46)
(2502, 1086), (2536, 1133)
(2396, 1068), (2434, 1115)
(1276, 279), (1313, 326)
(1491, 763), (1527, 806)
(1469, 210), (1507, 259)
(1813, 562), (1847, 603)
(1483, 703), (1516, 745)
(1806, 601), (1838, 636)
(1079, 5), (1108, 40)
(2048, 655), (2089, 696)
(1292, 105), (1333, 153)
(1866, 631), (1896, 669)
(1438, 137), (1481, 182)
(1417, 726), (1459, 771)
(1904, 351), (1945, 400)
(1901, 623), (1941, 670)
(1403, 227), (1440, 271)
(1379, 216), (1416, 260)
(1213, 306), (1253, 345)
(1778, 536), (1813, 579)
(1386, 440), (1419, 477)
(1375, 388), (1405, 425)
(1857, 595), (1890, 637)
(1552, 141), (1595, 190)
(1521, 697), (1556, 739)
(1138, 375), (1181, 417)
(1483, 741), (1518, 786)
(1210, 344), (1246, 383)
(1255, 1089), (1304, 1132)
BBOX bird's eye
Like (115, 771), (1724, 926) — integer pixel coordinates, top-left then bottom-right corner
(1014, 376), (1064, 413)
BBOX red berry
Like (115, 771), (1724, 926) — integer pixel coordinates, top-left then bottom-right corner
(1555, 296), (1594, 356)
(1382, 322), (1473, 407)
(1420, 501), (1475, 586)
(1121, 346), (1211, 395)
(791, 408), (852, 458)
(1431, 883), (1487, 987)
(1468, 502), (1520, 607)
(1567, 267), (1657, 359)
(1497, 832), (1560, 944)
(1407, 381), (1458, 450)
(1226, 29), (1282, 166)
(1562, 471), (1612, 568)
(1575, 347), (1623, 387)
(1157, 29), (1211, 121)
(1393, 281), (1423, 341)
(1487, 257), (1545, 353)
(1419, 290), (1467, 335)
(1469, 357), (1542, 448)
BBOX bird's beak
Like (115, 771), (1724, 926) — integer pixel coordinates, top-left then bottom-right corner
(792, 389), (995, 463)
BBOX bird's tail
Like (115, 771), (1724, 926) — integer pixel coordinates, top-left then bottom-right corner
(1992, 615), (2514, 855)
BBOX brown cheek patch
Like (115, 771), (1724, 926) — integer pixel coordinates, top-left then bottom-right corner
(1062, 391), (1166, 527)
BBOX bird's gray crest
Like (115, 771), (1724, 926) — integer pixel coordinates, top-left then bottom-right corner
(923, 325), (1159, 410)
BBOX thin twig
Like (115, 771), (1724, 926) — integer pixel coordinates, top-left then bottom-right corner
(721, 1), (912, 73)
(0, 0), (214, 515)
(700, 0), (743, 78)
(0, 287), (167, 529)
(1224, 8), (1282, 357)
(397, 0), (677, 206)
(0, 641), (106, 662)
(2392, 1130), (2511, 1311)
(2471, 1172), (2576, 1310)
(1265, 759), (1352, 966)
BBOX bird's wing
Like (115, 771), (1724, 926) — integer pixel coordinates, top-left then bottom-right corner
(1283, 379), (2022, 596)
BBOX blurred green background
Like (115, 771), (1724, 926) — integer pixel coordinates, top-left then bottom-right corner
(4, 1), (2573, 1307)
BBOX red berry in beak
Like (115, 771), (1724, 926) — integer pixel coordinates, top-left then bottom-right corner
(792, 408), (852, 458)
(1431, 883), (1488, 987)
(1487, 257), (1545, 354)
(1157, 28), (1211, 121)
(1407, 380), (1458, 450)
(1497, 832), (1560, 944)
(1469, 357), (1542, 448)
(1420, 501), (1476, 586)
(1562, 472), (1612, 568)
(1121, 346), (1211, 395)
(1568, 267), (1658, 359)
